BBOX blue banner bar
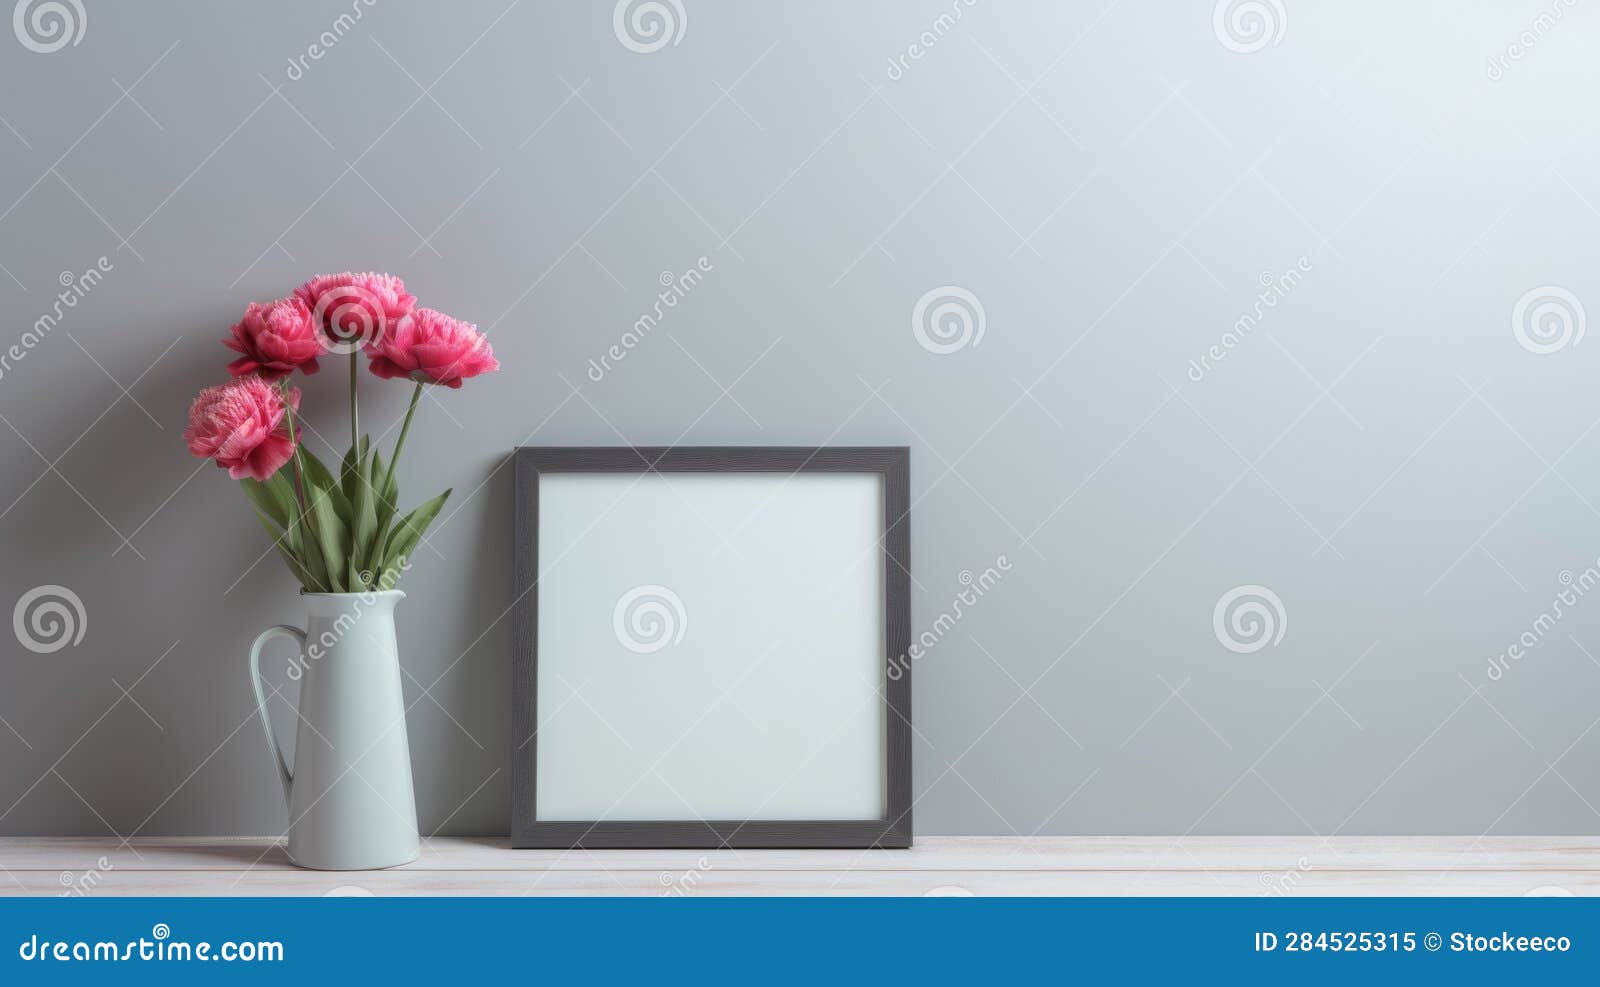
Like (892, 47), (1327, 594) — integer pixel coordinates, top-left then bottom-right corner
(2, 897), (1594, 984)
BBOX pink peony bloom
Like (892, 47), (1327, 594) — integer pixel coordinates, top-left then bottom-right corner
(184, 376), (301, 481)
(224, 297), (321, 380)
(294, 272), (417, 351)
(368, 308), (499, 388)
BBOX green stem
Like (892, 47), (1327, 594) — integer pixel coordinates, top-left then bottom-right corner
(381, 381), (424, 510)
(279, 383), (309, 515)
(349, 352), (360, 466)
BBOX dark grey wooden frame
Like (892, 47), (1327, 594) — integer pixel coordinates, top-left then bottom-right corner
(512, 446), (911, 849)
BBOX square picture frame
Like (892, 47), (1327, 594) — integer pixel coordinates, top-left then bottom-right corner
(512, 446), (911, 849)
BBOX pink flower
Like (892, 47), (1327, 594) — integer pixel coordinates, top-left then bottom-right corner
(368, 308), (499, 388)
(224, 297), (321, 380)
(294, 272), (416, 351)
(184, 376), (300, 481)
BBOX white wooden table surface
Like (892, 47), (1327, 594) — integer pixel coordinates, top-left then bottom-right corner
(7, 837), (1598, 896)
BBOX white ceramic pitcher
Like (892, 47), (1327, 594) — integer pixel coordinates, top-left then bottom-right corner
(247, 590), (420, 870)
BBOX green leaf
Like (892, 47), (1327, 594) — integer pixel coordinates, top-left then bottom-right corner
(381, 489), (450, 574)
(239, 473), (294, 528)
(369, 448), (400, 519)
(299, 447), (354, 527)
(252, 506), (319, 591)
(290, 498), (329, 590)
(340, 443), (361, 504)
(295, 448), (358, 593)
(367, 448), (403, 571)
(307, 494), (349, 593)
(351, 459), (378, 576)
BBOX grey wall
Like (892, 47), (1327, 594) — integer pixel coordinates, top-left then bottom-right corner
(1, 0), (1598, 838)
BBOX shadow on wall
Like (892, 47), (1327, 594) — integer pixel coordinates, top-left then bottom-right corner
(387, 449), (516, 835)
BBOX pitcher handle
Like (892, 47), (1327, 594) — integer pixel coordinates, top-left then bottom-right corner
(247, 625), (305, 807)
